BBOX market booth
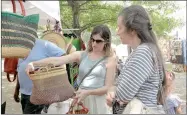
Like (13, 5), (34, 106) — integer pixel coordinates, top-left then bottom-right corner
(1, 0), (83, 113)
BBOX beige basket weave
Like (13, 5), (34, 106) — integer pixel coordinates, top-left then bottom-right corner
(42, 31), (66, 50)
(2, 47), (30, 58)
(30, 64), (75, 105)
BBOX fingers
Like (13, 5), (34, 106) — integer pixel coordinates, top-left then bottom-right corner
(25, 65), (34, 78)
(75, 90), (81, 94)
(117, 99), (128, 105)
(109, 92), (115, 98)
(107, 92), (115, 100)
(106, 93), (114, 107)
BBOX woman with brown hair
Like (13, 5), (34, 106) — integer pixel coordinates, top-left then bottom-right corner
(26, 25), (117, 114)
(106, 5), (167, 114)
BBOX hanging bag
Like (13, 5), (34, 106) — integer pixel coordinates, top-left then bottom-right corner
(4, 58), (18, 82)
(2, 0), (39, 58)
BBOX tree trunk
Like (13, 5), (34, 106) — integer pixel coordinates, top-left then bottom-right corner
(68, 1), (81, 38)
(66, 1), (85, 50)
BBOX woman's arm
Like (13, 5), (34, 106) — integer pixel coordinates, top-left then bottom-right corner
(86, 55), (117, 96)
(175, 104), (183, 114)
(32, 51), (83, 68)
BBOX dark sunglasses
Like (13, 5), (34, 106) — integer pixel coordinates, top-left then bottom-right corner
(91, 38), (105, 44)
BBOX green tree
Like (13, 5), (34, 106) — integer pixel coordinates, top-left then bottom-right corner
(130, 1), (183, 37)
(60, 1), (122, 38)
(60, 1), (182, 40)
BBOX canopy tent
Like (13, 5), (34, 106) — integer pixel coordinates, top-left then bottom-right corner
(115, 44), (129, 61)
(1, 1), (61, 26)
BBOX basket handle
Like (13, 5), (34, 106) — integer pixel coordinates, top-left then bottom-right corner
(47, 64), (55, 69)
(11, 0), (26, 16)
(77, 102), (89, 112)
(37, 64), (56, 73)
(38, 67), (48, 73)
(67, 99), (89, 113)
(66, 38), (74, 55)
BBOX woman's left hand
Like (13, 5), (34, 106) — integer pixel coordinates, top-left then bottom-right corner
(74, 89), (90, 103)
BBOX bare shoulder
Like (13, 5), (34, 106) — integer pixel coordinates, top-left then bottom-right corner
(106, 54), (117, 68)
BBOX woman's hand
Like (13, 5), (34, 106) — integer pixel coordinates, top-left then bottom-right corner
(106, 91), (115, 107)
(25, 62), (35, 76)
(73, 89), (90, 103)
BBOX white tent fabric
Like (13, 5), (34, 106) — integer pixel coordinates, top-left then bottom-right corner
(1, 1), (61, 26)
(116, 44), (129, 60)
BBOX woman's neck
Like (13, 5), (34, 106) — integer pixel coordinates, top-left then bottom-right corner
(90, 51), (105, 59)
(164, 85), (173, 96)
(129, 36), (141, 49)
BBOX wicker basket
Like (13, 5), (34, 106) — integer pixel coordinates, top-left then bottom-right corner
(67, 101), (89, 114)
(42, 31), (67, 50)
(1, 0), (39, 58)
(42, 31), (76, 54)
(29, 64), (75, 105)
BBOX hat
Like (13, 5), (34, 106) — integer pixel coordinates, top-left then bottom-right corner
(66, 38), (76, 54)
(41, 31), (76, 54)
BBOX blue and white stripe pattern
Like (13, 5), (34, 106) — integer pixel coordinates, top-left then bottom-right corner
(115, 43), (161, 113)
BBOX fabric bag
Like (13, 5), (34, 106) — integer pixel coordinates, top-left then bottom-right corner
(29, 64), (75, 105)
(122, 98), (165, 114)
(1, 0), (39, 58)
(47, 99), (73, 114)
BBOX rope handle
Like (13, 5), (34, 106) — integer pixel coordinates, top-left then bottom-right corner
(66, 38), (74, 55)
(38, 67), (48, 73)
(11, 0), (26, 16)
(67, 99), (89, 113)
(33, 64), (63, 74)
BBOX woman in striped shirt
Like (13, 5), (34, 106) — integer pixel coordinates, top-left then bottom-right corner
(106, 5), (167, 114)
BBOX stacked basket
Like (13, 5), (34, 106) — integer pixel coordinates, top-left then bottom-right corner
(1, 0), (39, 58)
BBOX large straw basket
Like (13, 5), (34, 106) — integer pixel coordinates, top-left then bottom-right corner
(29, 64), (75, 105)
(42, 31), (67, 50)
(42, 31), (76, 54)
(1, 0), (39, 58)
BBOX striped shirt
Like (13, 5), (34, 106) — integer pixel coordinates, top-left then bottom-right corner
(115, 43), (162, 112)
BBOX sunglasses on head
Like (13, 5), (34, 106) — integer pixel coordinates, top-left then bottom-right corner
(91, 38), (105, 44)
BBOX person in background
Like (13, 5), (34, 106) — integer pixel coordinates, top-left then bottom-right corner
(26, 25), (117, 114)
(164, 71), (183, 114)
(14, 39), (65, 114)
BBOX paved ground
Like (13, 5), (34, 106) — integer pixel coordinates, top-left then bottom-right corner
(1, 59), (186, 114)
(1, 72), (186, 114)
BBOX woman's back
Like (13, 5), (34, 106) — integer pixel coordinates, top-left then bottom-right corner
(116, 43), (161, 107)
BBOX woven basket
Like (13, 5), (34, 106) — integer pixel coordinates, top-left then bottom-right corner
(42, 31), (67, 50)
(42, 31), (76, 54)
(1, 0), (39, 58)
(29, 64), (75, 105)
(67, 101), (89, 114)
